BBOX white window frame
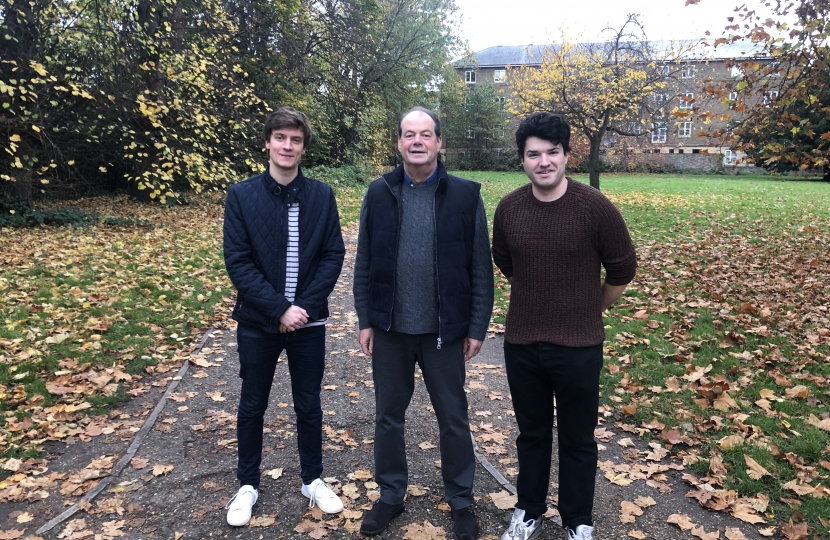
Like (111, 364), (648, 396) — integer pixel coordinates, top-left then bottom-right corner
(496, 96), (506, 109)
(679, 92), (694, 109)
(652, 92), (670, 103)
(678, 121), (693, 138)
(628, 122), (642, 135)
(723, 149), (736, 165)
(493, 69), (506, 83)
(763, 89), (779, 107)
(681, 64), (696, 78)
(493, 126), (505, 138)
(651, 125), (667, 143)
(728, 91), (738, 101)
(465, 128), (476, 139)
(730, 65), (743, 79)
(465, 70), (476, 84)
(657, 65), (670, 76)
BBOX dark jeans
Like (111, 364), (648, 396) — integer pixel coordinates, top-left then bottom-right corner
(236, 323), (326, 488)
(504, 341), (603, 529)
(372, 329), (475, 510)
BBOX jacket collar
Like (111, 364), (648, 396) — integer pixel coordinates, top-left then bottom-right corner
(383, 162), (449, 190)
(261, 167), (307, 199)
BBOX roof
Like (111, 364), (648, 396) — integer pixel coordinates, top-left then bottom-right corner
(454, 39), (767, 68)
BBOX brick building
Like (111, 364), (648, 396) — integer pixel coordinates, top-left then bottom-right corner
(452, 41), (771, 172)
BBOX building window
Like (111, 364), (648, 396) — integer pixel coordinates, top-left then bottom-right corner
(495, 96), (506, 109)
(493, 70), (506, 83)
(651, 124), (667, 143)
(681, 64), (696, 78)
(651, 92), (670, 104)
(768, 61), (781, 76)
(679, 92), (694, 109)
(493, 126), (505, 138)
(723, 149), (736, 165)
(465, 128), (475, 139)
(463, 96), (470, 110)
(678, 122), (693, 138)
(763, 89), (779, 107)
(728, 91), (738, 101)
(730, 65), (743, 79)
(465, 70), (476, 84)
(628, 122), (642, 135)
(657, 65), (670, 76)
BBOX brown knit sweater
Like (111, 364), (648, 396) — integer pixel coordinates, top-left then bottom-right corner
(492, 179), (637, 347)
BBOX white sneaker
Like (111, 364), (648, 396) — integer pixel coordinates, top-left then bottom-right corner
(501, 508), (543, 540)
(567, 524), (595, 540)
(301, 478), (344, 514)
(226, 485), (258, 526)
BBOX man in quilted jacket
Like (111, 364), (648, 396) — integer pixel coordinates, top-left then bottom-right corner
(223, 107), (346, 526)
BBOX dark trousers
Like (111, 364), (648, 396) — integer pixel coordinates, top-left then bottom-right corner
(372, 329), (475, 510)
(236, 323), (326, 488)
(504, 341), (603, 529)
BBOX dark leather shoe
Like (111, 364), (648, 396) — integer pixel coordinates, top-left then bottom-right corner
(360, 500), (405, 536)
(452, 505), (479, 540)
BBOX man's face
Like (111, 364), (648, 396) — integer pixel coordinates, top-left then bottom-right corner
(265, 127), (306, 172)
(521, 137), (569, 193)
(398, 111), (442, 169)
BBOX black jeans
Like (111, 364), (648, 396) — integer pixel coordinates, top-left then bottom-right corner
(236, 323), (326, 488)
(504, 341), (603, 529)
(371, 329), (475, 510)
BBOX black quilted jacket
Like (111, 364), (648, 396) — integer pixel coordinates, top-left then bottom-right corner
(223, 168), (345, 332)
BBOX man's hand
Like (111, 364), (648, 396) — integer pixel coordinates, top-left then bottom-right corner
(463, 338), (483, 362)
(279, 305), (308, 333)
(601, 283), (628, 312)
(359, 328), (374, 356)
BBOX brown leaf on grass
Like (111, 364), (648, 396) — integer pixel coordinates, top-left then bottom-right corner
(718, 434), (744, 450)
(724, 527), (750, 540)
(731, 501), (766, 524)
(621, 404), (637, 416)
(806, 414), (830, 431)
(713, 391), (738, 411)
(744, 455), (771, 480)
(782, 480), (815, 496)
(757, 527), (777, 537)
(781, 520), (808, 540)
(489, 491), (517, 510)
(666, 513), (695, 531)
(401, 521), (447, 540)
(784, 385), (809, 399)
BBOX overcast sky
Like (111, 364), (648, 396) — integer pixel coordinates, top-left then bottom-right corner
(451, 0), (771, 52)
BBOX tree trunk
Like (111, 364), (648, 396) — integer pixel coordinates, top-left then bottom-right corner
(588, 137), (602, 190)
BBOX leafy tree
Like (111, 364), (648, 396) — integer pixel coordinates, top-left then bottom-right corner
(694, 0), (830, 181)
(507, 15), (697, 189)
(440, 78), (513, 170)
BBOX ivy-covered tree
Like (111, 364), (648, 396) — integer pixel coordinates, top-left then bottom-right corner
(694, 0), (830, 181)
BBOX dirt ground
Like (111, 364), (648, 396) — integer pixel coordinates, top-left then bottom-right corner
(2, 228), (769, 540)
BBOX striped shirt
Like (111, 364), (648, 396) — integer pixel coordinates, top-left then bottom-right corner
(284, 202), (326, 328)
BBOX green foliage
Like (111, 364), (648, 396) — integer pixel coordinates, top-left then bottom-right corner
(440, 79), (515, 171)
(0, 198), (153, 228)
(703, 0), (830, 181)
(0, 0), (460, 200)
(305, 164), (373, 187)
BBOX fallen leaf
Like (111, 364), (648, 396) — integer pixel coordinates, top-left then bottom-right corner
(743, 455), (771, 480)
(667, 513), (695, 531)
(780, 520), (808, 540)
(489, 491), (517, 510)
(130, 456), (150, 469)
(418, 441), (437, 450)
(152, 464), (173, 476)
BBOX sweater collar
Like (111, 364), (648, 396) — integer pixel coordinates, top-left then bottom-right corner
(261, 167), (306, 198)
(384, 161), (448, 190)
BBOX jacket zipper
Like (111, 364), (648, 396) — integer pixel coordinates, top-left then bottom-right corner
(434, 176), (442, 350)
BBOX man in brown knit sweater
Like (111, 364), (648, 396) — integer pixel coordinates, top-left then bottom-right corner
(492, 113), (637, 540)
